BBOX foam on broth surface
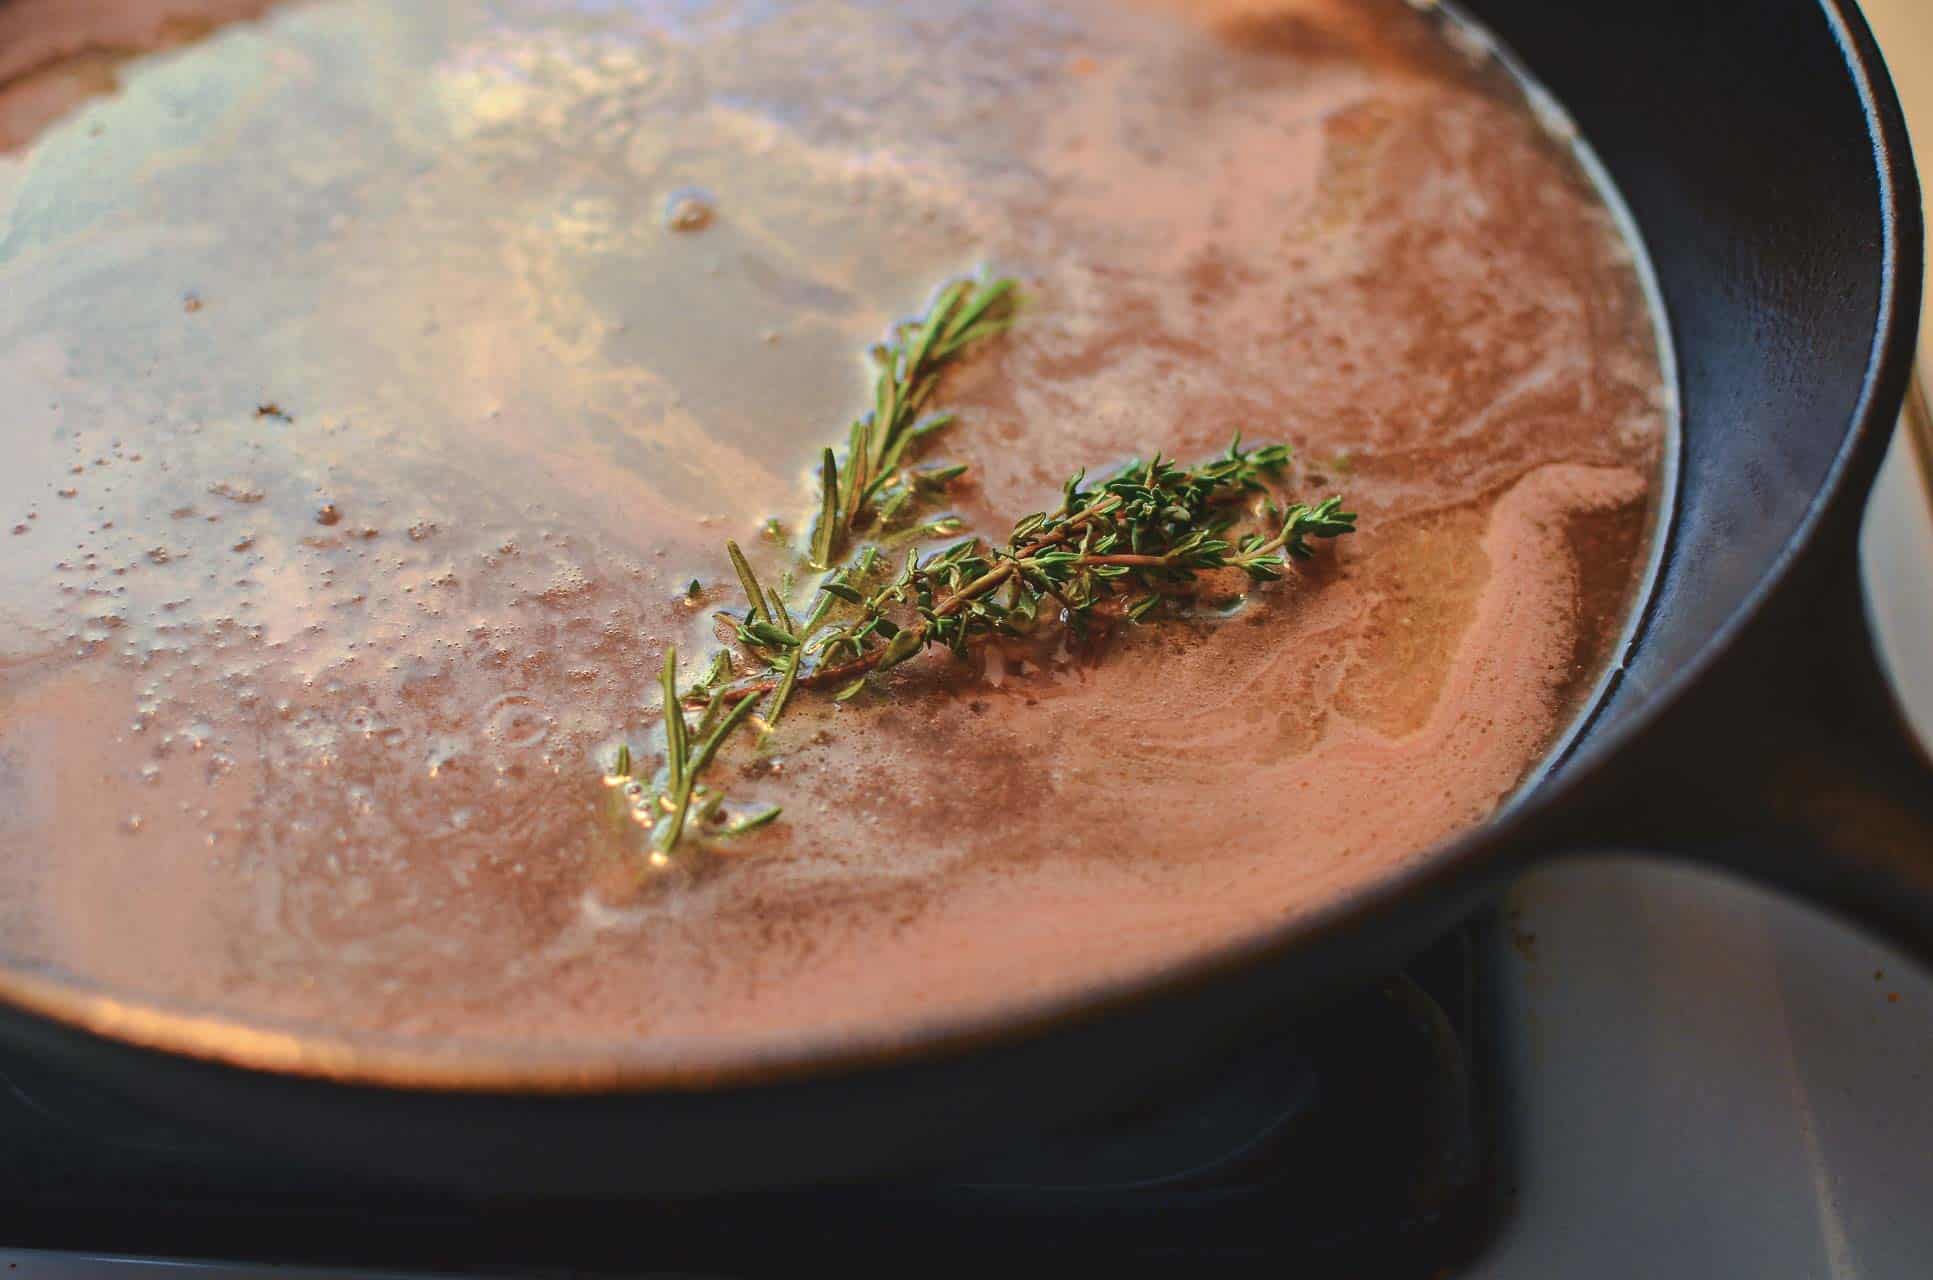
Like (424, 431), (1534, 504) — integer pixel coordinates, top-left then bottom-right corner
(0, 0), (1665, 1058)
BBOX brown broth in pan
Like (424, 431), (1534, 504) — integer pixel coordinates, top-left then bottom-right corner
(0, 0), (1667, 1059)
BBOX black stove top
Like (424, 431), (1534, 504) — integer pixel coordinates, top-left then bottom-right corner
(0, 920), (1504, 1274)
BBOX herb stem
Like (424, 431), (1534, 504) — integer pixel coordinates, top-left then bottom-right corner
(1069, 553), (1181, 569)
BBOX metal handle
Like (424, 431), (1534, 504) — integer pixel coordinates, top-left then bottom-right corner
(1550, 405), (1933, 962)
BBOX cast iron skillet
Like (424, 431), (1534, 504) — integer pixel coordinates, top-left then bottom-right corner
(0, 0), (1928, 1195)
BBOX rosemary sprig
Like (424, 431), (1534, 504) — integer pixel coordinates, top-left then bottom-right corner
(607, 646), (780, 856)
(813, 276), (1018, 564)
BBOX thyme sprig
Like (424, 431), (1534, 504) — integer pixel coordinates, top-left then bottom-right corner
(709, 435), (1355, 706)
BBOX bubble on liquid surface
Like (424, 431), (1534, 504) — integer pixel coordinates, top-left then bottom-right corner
(662, 187), (716, 232)
(482, 692), (551, 749)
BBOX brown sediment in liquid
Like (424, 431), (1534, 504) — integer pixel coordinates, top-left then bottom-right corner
(0, 0), (1665, 1056)
(0, 0), (276, 150)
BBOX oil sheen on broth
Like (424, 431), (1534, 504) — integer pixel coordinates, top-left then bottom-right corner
(0, 0), (1666, 1055)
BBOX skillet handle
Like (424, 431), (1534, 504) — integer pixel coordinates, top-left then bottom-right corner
(1563, 436), (1933, 962)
